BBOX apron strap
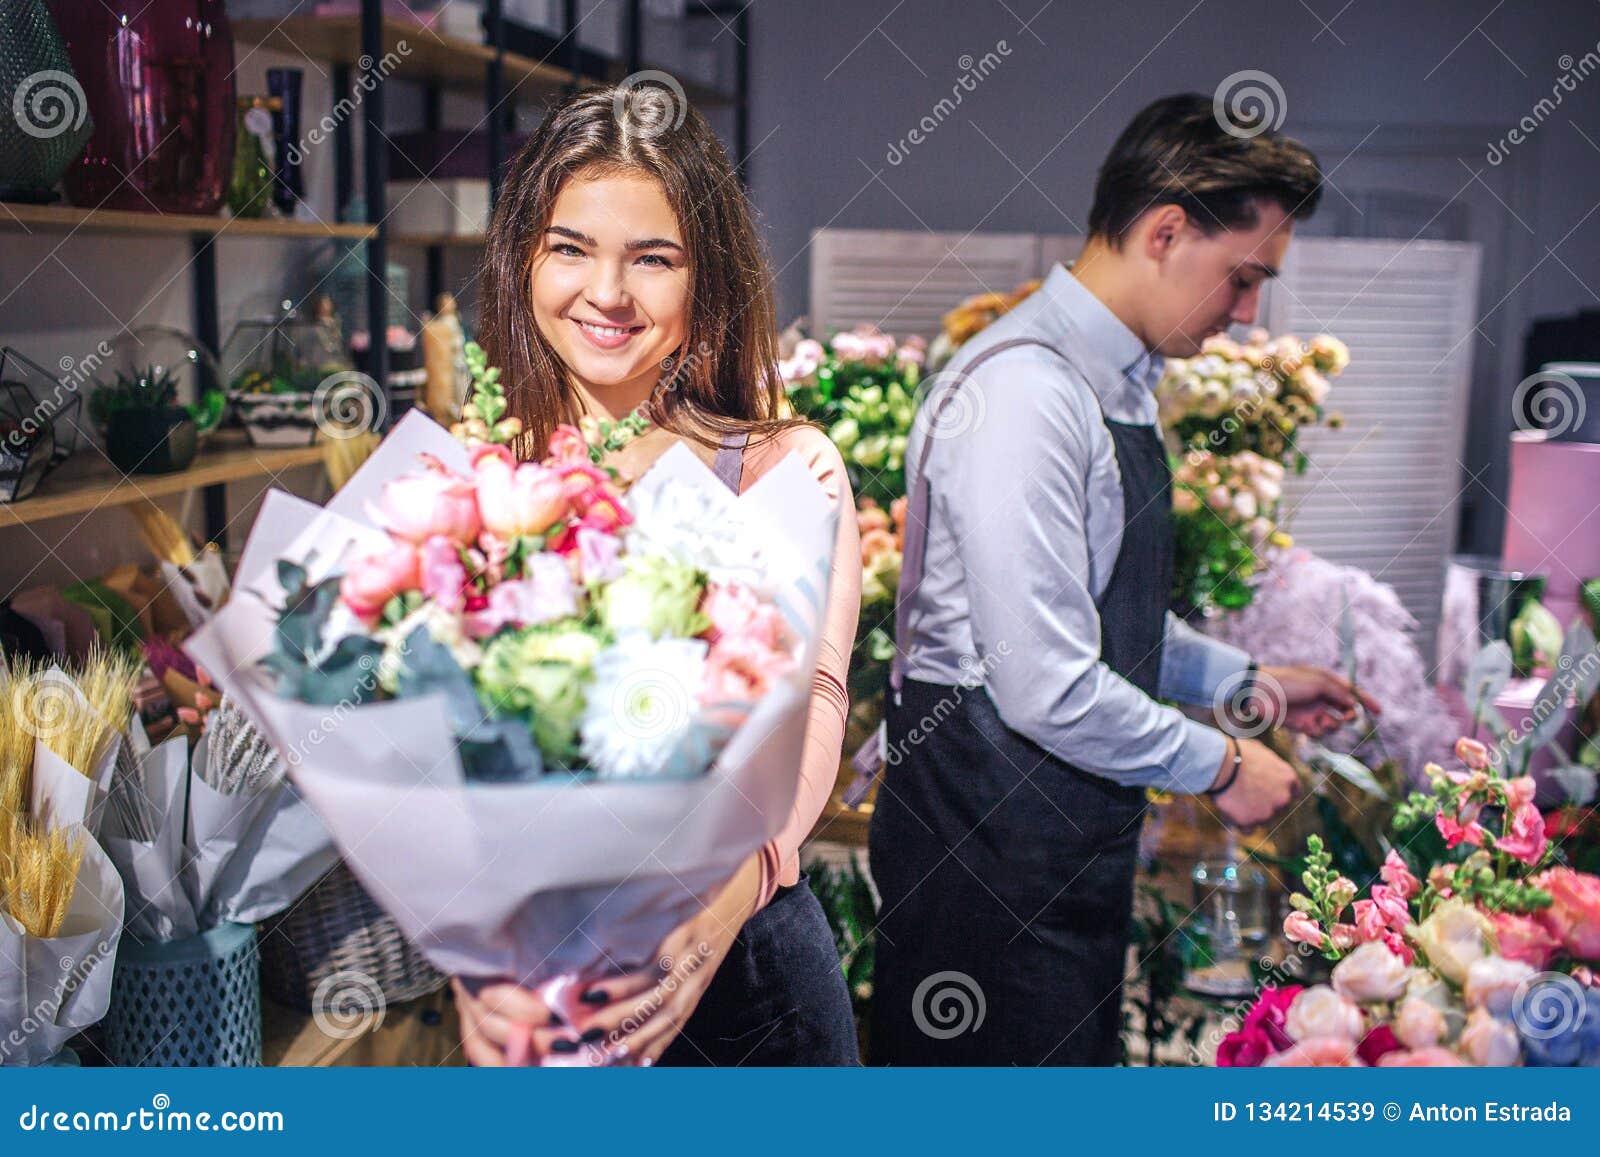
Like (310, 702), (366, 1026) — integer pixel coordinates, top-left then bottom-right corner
(712, 430), (749, 493)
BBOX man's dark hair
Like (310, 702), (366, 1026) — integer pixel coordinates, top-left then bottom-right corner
(1087, 93), (1322, 245)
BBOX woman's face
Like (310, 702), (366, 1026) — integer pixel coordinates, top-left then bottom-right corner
(529, 169), (692, 410)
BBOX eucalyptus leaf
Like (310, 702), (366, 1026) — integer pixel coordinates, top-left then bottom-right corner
(1562, 618), (1600, 704)
(1524, 671), (1573, 752)
(1463, 640), (1513, 719)
(1550, 762), (1598, 807)
(1307, 743), (1387, 798)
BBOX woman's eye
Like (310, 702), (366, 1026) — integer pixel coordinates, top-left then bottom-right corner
(552, 243), (584, 257)
(637, 253), (673, 268)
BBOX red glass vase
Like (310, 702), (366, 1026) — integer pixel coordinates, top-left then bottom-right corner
(51, 0), (236, 215)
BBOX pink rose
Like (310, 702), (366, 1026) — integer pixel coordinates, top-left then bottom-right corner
(1495, 802), (1549, 866)
(474, 447), (568, 539)
(1380, 849), (1420, 900)
(701, 635), (796, 707)
(1286, 985), (1365, 1042)
(1459, 1007), (1521, 1067)
(1332, 941), (1409, 1003)
(1263, 1037), (1364, 1066)
(370, 457), (481, 545)
(463, 555), (577, 638)
(1455, 736), (1492, 770)
(1392, 998), (1447, 1049)
(575, 527), (624, 585)
(1378, 1046), (1466, 1067)
(701, 583), (787, 651)
(1534, 868), (1600, 960)
(1463, 956), (1535, 1016)
(1284, 911), (1324, 948)
(418, 535), (470, 613)
(340, 543), (421, 619)
(1486, 909), (1562, 969)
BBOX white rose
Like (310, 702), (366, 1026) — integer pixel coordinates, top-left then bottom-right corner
(1462, 956), (1536, 1016)
(1332, 941), (1410, 1003)
(1286, 984), (1365, 1042)
(1393, 997), (1447, 1049)
(1458, 1007), (1521, 1067)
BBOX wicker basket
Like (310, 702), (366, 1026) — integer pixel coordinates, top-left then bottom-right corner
(257, 861), (446, 1014)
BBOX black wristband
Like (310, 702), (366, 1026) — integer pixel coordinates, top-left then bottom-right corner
(1206, 734), (1243, 796)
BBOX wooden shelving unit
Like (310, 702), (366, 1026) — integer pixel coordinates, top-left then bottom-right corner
(0, 203), (376, 241)
(0, 436), (325, 529)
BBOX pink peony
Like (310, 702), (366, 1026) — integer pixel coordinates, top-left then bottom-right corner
(701, 583), (787, 651)
(370, 458), (481, 545)
(574, 527), (624, 585)
(473, 447), (568, 539)
(701, 635), (795, 706)
(462, 556), (577, 638)
(1534, 868), (1600, 960)
(418, 535), (470, 613)
(1495, 802), (1549, 866)
(1263, 1037), (1364, 1066)
(1380, 849), (1420, 900)
(340, 543), (421, 619)
(1486, 909), (1562, 970)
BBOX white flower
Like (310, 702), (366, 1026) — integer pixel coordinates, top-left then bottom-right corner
(1332, 941), (1410, 1003)
(1462, 956), (1536, 1016)
(623, 479), (768, 588)
(579, 634), (710, 779)
(1459, 1007), (1521, 1066)
(1286, 984), (1365, 1042)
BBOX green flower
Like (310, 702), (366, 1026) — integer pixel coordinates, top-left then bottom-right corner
(476, 622), (604, 765)
(593, 556), (709, 640)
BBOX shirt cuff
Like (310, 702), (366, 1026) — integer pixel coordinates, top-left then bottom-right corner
(1163, 719), (1229, 795)
(1162, 632), (1251, 706)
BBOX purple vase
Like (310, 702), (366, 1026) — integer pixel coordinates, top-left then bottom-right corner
(52, 0), (236, 215)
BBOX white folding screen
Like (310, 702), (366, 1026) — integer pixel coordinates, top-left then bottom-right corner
(808, 228), (1051, 339)
(1261, 238), (1482, 658)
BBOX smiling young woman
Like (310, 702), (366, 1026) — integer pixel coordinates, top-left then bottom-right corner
(455, 84), (863, 1067)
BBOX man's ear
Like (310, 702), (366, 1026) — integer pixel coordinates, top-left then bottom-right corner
(1139, 204), (1189, 262)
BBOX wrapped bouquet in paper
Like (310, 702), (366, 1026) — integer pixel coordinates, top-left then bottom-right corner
(186, 405), (839, 1028)
(1, 663), (125, 1067)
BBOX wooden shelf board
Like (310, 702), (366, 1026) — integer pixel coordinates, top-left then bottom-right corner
(234, 16), (573, 100)
(0, 435), (326, 529)
(390, 231), (486, 249)
(0, 202), (375, 241)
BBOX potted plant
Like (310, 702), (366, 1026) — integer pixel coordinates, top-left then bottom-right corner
(90, 366), (198, 475)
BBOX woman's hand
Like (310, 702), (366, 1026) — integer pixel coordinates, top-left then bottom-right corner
(452, 852), (764, 1066)
(561, 852), (764, 1066)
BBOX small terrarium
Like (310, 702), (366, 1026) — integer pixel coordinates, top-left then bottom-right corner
(224, 299), (357, 446)
(89, 365), (199, 476)
(0, 346), (84, 502)
(99, 327), (227, 447)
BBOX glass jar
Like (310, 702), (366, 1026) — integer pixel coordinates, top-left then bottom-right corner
(53, 0), (236, 214)
(227, 96), (277, 218)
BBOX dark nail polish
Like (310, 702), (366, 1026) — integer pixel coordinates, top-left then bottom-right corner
(580, 988), (610, 1005)
(548, 1012), (566, 1028)
(549, 1038), (579, 1054)
(580, 1027), (605, 1044)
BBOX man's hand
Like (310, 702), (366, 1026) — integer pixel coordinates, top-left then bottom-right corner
(1253, 664), (1381, 737)
(1209, 736), (1299, 827)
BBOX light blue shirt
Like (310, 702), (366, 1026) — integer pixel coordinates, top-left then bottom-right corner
(901, 264), (1249, 794)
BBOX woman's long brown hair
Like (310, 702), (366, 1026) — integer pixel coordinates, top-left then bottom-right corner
(479, 83), (797, 455)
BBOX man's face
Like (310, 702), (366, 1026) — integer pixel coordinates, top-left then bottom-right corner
(1143, 200), (1294, 357)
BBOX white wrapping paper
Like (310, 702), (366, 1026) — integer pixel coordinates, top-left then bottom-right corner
(0, 827), (124, 1066)
(27, 667), (121, 836)
(186, 411), (839, 987)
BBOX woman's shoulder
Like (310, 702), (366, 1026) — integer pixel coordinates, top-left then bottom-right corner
(741, 422), (849, 497)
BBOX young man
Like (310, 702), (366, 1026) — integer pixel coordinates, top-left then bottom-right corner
(868, 93), (1378, 1066)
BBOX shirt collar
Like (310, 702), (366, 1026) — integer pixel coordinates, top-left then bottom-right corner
(1027, 263), (1164, 419)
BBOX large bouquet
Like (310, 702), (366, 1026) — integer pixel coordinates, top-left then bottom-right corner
(1163, 330), (1349, 614)
(1220, 736), (1600, 1067)
(779, 324), (924, 506)
(186, 373), (840, 1047)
